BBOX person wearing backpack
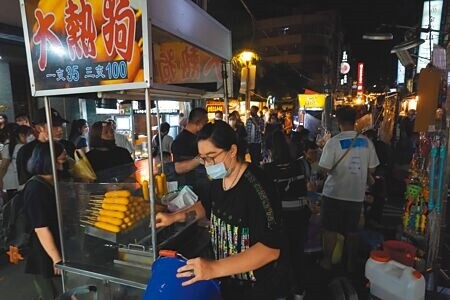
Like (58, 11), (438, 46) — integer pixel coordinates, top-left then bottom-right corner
(263, 130), (311, 299)
(23, 142), (67, 299)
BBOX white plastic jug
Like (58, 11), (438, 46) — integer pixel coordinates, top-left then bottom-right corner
(365, 250), (425, 300)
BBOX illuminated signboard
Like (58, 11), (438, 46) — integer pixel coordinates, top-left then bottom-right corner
(357, 62), (364, 92)
(206, 100), (224, 113)
(153, 41), (223, 85)
(340, 50), (350, 85)
(20, 0), (150, 96)
(417, 0), (443, 73)
(298, 94), (326, 109)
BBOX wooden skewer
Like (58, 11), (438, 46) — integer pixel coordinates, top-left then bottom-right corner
(89, 199), (103, 203)
(80, 220), (95, 226)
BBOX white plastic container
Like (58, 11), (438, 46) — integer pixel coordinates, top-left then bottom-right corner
(365, 250), (425, 300)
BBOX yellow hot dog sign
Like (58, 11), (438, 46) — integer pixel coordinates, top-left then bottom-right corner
(20, 0), (149, 96)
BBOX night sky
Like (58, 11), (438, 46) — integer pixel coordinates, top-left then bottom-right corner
(208, 0), (424, 88)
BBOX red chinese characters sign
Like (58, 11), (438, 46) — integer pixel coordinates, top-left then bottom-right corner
(153, 42), (223, 85)
(20, 0), (148, 96)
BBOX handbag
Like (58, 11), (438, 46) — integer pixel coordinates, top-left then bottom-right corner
(71, 149), (97, 181)
(329, 132), (360, 173)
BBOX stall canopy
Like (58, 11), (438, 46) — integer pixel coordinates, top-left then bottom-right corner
(20, 0), (232, 99)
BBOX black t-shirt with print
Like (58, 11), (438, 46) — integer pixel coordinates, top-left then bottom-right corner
(203, 164), (286, 297)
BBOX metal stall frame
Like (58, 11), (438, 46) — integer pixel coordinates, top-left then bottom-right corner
(23, 0), (232, 296)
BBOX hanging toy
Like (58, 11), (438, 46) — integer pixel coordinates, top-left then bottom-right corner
(428, 145), (438, 210)
(408, 204), (416, 230)
(404, 184), (421, 230)
(435, 145), (446, 213)
(403, 195), (414, 229)
(419, 133), (432, 158)
(414, 198), (422, 232)
(420, 206), (428, 234)
(421, 186), (430, 207)
(418, 133), (432, 172)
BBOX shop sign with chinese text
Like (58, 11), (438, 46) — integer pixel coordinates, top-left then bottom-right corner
(357, 62), (364, 93)
(298, 94), (326, 109)
(153, 42), (223, 85)
(20, 0), (150, 96)
(206, 100), (224, 113)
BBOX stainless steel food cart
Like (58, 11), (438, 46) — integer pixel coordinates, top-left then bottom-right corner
(19, 0), (231, 297)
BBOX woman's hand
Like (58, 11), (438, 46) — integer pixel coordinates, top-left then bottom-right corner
(176, 257), (217, 286)
(155, 212), (175, 228)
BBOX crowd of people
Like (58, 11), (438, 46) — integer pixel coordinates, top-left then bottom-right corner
(153, 105), (384, 299)
(0, 104), (386, 299)
(0, 108), (137, 299)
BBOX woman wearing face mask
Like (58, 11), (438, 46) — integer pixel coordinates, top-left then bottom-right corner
(24, 142), (66, 299)
(69, 119), (89, 153)
(86, 121), (135, 182)
(156, 121), (287, 299)
(0, 124), (34, 199)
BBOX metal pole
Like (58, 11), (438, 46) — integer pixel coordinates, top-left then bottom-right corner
(156, 100), (164, 174)
(145, 89), (157, 257)
(43, 97), (65, 291)
(245, 63), (250, 112)
(130, 108), (135, 160)
(222, 61), (229, 121)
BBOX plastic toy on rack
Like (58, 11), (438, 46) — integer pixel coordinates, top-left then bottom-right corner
(402, 132), (433, 236)
(403, 184), (421, 231)
(426, 131), (447, 266)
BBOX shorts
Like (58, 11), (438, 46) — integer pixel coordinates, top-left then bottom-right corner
(321, 196), (362, 235)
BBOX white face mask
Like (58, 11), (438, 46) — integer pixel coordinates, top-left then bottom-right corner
(26, 135), (35, 143)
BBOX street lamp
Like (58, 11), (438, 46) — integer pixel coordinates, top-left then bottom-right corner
(234, 50), (258, 111)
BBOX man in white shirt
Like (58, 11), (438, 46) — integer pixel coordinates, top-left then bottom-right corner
(318, 106), (379, 272)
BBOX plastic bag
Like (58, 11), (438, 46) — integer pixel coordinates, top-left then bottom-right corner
(167, 186), (198, 212)
(71, 149), (97, 181)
